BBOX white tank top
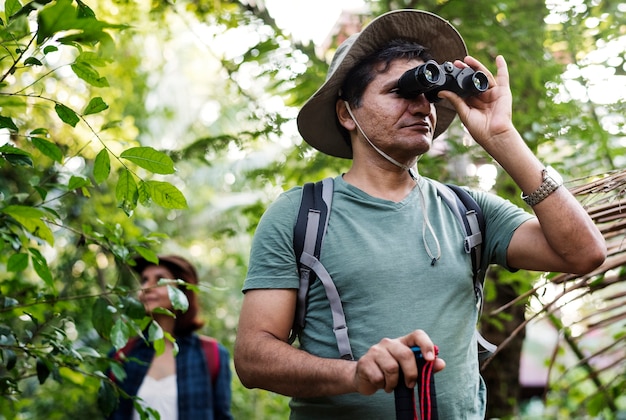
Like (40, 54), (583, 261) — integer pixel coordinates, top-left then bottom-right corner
(132, 374), (178, 420)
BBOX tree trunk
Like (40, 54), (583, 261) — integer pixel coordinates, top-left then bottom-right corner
(481, 273), (528, 418)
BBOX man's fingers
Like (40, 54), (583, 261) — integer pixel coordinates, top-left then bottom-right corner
(354, 331), (446, 395)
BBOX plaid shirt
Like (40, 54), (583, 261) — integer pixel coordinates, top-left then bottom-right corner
(108, 333), (233, 420)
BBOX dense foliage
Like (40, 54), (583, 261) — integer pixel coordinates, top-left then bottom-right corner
(0, 0), (624, 418)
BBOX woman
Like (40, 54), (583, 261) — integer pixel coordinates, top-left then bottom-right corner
(108, 255), (233, 420)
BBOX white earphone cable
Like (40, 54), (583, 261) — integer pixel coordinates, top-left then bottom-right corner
(344, 101), (413, 172)
(343, 101), (441, 264)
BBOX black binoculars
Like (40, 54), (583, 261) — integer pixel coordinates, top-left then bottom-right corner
(397, 60), (489, 102)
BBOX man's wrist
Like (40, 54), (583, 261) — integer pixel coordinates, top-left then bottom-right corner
(521, 166), (563, 206)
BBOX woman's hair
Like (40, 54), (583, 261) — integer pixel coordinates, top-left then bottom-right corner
(134, 255), (205, 336)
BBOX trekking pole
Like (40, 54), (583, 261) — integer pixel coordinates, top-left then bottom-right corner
(394, 346), (439, 420)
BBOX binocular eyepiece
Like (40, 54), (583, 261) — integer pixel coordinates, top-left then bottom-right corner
(397, 60), (489, 102)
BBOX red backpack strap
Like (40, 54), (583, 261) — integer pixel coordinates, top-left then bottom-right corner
(198, 335), (220, 385)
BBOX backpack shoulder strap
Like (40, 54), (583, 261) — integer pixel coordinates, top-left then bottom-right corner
(290, 179), (329, 344)
(291, 180), (322, 343)
(198, 335), (220, 385)
(447, 184), (486, 280)
(290, 178), (353, 360)
(432, 181), (485, 294)
(433, 181), (496, 360)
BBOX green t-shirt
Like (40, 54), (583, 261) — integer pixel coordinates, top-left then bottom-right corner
(243, 175), (533, 419)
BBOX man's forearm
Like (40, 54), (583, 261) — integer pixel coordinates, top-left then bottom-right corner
(487, 129), (606, 273)
(234, 333), (357, 398)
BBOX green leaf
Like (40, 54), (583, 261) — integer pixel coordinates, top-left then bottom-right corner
(2, 205), (54, 245)
(165, 332), (179, 357)
(36, 0), (96, 45)
(24, 56), (42, 66)
(31, 137), (63, 162)
(115, 169), (138, 215)
(167, 285), (189, 312)
(76, 0), (95, 18)
(148, 321), (164, 341)
(587, 392), (605, 416)
(75, 51), (110, 67)
(83, 97), (108, 115)
(35, 359), (55, 385)
(110, 318), (130, 350)
(151, 307), (175, 317)
(137, 180), (150, 205)
(120, 296), (146, 320)
(92, 297), (115, 339)
(101, 120), (122, 130)
(133, 246), (158, 265)
(7, 253), (28, 272)
(4, 153), (32, 166)
(5, 0), (22, 20)
(10, 0), (48, 20)
(0, 144), (32, 166)
(43, 45), (58, 54)
(120, 147), (175, 174)
(135, 405), (159, 420)
(76, 346), (100, 358)
(97, 380), (118, 416)
(54, 103), (80, 127)
(29, 248), (54, 289)
(108, 362), (126, 383)
(3, 205), (48, 223)
(68, 175), (91, 190)
(30, 127), (49, 135)
(36, 0), (73, 29)
(71, 62), (109, 87)
(0, 115), (18, 132)
(148, 322), (165, 355)
(3, 349), (17, 371)
(36, 358), (50, 384)
(93, 149), (110, 183)
(144, 181), (188, 209)
(34, 186), (47, 200)
(58, 24), (122, 48)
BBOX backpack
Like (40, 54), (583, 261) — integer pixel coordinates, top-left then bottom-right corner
(289, 177), (496, 361)
(110, 335), (221, 384)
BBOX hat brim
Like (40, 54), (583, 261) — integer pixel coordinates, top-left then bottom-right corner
(297, 10), (467, 159)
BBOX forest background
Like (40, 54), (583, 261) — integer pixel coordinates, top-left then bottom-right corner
(0, 0), (625, 418)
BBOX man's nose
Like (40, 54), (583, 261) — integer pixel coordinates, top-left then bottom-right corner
(407, 94), (432, 115)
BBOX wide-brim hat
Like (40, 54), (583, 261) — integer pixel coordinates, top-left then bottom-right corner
(132, 254), (198, 285)
(297, 9), (467, 159)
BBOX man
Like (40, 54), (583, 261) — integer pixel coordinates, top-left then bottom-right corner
(234, 9), (605, 419)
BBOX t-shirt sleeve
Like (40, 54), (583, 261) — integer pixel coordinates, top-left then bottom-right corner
(471, 190), (534, 271)
(242, 188), (302, 292)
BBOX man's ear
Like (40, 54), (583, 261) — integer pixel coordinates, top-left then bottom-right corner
(336, 99), (356, 131)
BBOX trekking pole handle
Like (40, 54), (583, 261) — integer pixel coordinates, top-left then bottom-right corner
(394, 346), (439, 420)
